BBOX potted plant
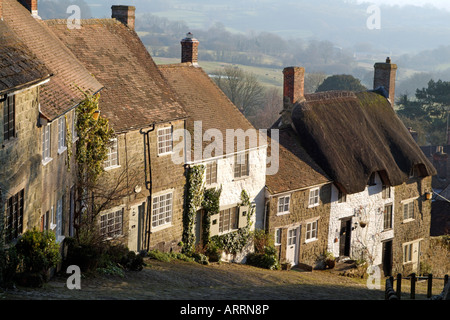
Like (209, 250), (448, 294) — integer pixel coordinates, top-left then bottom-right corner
(325, 251), (336, 269)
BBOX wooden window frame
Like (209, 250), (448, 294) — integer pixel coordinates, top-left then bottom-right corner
(3, 95), (15, 141)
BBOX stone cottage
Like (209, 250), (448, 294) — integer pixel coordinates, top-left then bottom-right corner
(46, 6), (188, 253)
(1, 0), (103, 247)
(159, 34), (267, 261)
(264, 67), (333, 268)
(273, 59), (436, 276)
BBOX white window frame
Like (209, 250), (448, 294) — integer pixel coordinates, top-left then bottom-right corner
(277, 195), (290, 215)
(42, 123), (52, 165)
(151, 191), (173, 231)
(57, 116), (67, 154)
(50, 206), (56, 231)
(100, 207), (124, 239)
(104, 138), (120, 170)
(402, 200), (415, 222)
(308, 188), (320, 208)
(234, 151), (249, 179)
(305, 220), (318, 242)
(274, 228), (282, 246)
(338, 190), (347, 203)
(72, 110), (78, 142)
(382, 185), (391, 199)
(218, 206), (238, 234)
(205, 160), (218, 185)
(157, 126), (173, 156)
(383, 204), (393, 230)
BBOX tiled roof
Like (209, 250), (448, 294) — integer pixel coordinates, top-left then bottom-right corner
(159, 63), (257, 158)
(265, 127), (331, 195)
(0, 19), (50, 94)
(46, 19), (187, 132)
(2, 0), (103, 120)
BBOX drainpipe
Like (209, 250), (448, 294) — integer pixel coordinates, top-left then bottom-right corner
(140, 124), (155, 251)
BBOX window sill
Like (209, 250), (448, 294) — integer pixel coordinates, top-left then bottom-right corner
(42, 157), (53, 166)
(57, 147), (67, 155)
(305, 238), (318, 244)
(402, 218), (415, 224)
(104, 164), (121, 171)
(150, 222), (172, 233)
(308, 203), (320, 209)
(233, 176), (249, 182)
(157, 151), (173, 157)
(276, 211), (290, 216)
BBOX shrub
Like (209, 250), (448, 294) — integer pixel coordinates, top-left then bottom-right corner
(14, 229), (61, 287)
(246, 246), (280, 270)
(64, 236), (104, 272)
(204, 241), (222, 263)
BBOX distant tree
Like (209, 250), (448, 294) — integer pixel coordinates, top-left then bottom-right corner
(305, 72), (327, 94)
(212, 66), (265, 117)
(316, 74), (367, 92)
(247, 87), (283, 129)
(396, 94), (428, 119)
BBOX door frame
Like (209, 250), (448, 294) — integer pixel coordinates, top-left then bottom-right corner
(339, 217), (352, 257)
(286, 225), (300, 266)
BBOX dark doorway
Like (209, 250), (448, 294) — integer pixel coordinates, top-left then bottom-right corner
(339, 218), (352, 257)
(382, 240), (393, 276)
(137, 202), (145, 252)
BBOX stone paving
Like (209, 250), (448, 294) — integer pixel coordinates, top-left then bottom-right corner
(1, 258), (388, 300)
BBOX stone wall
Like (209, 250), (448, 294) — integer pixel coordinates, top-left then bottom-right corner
(392, 175), (433, 275)
(0, 86), (44, 240)
(266, 183), (332, 268)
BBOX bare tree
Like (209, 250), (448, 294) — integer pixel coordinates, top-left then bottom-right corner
(247, 87), (283, 129)
(212, 66), (265, 117)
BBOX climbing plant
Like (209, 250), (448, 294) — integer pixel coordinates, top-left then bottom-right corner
(210, 189), (255, 255)
(182, 164), (205, 254)
(201, 186), (222, 247)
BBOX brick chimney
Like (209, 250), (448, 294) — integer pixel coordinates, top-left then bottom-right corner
(374, 57), (397, 108)
(112, 5), (136, 30)
(20, 0), (38, 16)
(181, 32), (199, 65)
(280, 67), (305, 128)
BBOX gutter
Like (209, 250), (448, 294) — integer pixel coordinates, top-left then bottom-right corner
(140, 124), (155, 251)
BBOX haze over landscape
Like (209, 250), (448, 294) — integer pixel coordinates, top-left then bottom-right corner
(38, 0), (450, 97)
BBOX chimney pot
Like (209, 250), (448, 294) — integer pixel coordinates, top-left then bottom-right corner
(112, 5), (136, 30)
(374, 58), (397, 108)
(181, 32), (199, 64)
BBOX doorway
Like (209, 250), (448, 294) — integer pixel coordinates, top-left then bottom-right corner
(286, 226), (300, 266)
(382, 240), (393, 276)
(339, 218), (352, 257)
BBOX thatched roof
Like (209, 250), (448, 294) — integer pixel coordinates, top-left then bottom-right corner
(289, 90), (436, 194)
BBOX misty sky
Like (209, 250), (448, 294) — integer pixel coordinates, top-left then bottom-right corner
(357, 0), (450, 10)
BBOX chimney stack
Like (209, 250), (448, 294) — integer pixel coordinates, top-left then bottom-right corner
(112, 5), (136, 30)
(280, 66), (305, 128)
(374, 57), (397, 108)
(20, 0), (38, 16)
(181, 32), (199, 65)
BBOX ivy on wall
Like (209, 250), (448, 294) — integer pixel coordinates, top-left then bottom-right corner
(182, 164), (205, 254)
(210, 190), (254, 255)
(201, 187), (222, 247)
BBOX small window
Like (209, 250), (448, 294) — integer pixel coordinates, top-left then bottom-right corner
(383, 204), (393, 230)
(219, 207), (238, 233)
(100, 208), (124, 238)
(4, 189), (24, 242)
(338, 190), (347, 203)
(403, 201), (414, 220)
(3, 95), (15, 141)
(157, 127), (173, 155)
(72, 110), (78, 141)
(403, 243), (413, 263)
(42, 124), (51, 163)
(277, 195), (290, 214)
(152, 192), (173, 228)
(104, 138), (119, 169)
(234, 152), (249, 178)
(274, 228), (282, 246)
(306, 220), (318, 241)
(368, 173), (376, 186)
(57, 116), (67, 153)
(205, 161), (217, 185)
(308, 188), (320, 207)
(382, 185), (391, 199)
